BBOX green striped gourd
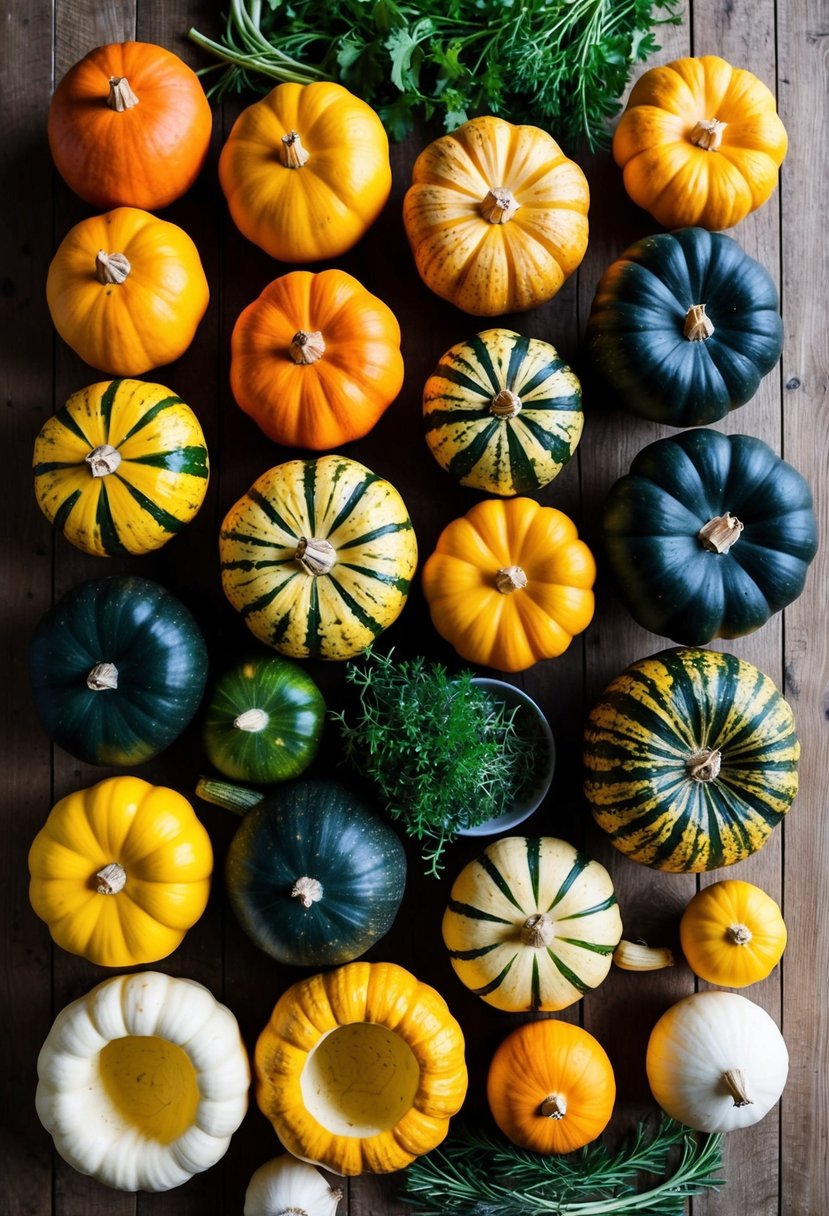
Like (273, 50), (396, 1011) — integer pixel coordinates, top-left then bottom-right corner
(220, 456), (418, 660)
(442, 836), (622, 1012)
(584, 648), (799, 872)
(32, 379), (209, 556)
(423, 329), (583, 496)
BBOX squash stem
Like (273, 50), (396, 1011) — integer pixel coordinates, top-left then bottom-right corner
(86, 661), (118, 691)
(723, 1068), (753, 1107)
(698, 513), (743, 553)
(85, 444), (121, 478)
(521, 912), (555, 948)
(540, 1093), (567, 1119)
(95, 251), (131, 285)
(685, 748), (722, 782)
(107, 76), (139, 111)
(96, 862), (126, 894)
(280, 129), (309, 167)
(495, 565), (528, 594)
(195, 776), (264, 815)
(291, 876), (324, 907)
(690, 118), (727, 150)
(481, 187), (519, 223)
(727, 923), (753, 945)
(234, 708), (269, 733)
(683, 303), (715, 341)
(296, 536), (336, 575)
(613, 939), (675, 971)
(290, 329), (326, 364)
(491, 389), (522, 418)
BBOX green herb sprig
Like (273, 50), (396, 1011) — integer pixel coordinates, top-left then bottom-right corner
(189, 0), (683, 149)
(331, 651), (544, 876)
(401, 1118), (724, 1215)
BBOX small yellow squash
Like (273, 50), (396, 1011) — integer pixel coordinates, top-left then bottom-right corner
(680, 879), (787, 988)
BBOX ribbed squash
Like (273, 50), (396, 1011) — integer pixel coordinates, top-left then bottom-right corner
(679, 879), (787, 988)
(220, 456), (417, 660)
(442, 837), (622, 1012)
(423, 329), (583, 496)
(584, 648), (799, 872)
(33, 379), (209, 557)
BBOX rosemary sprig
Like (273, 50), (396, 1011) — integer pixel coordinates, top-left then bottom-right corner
(401, 1119), (724, 1215)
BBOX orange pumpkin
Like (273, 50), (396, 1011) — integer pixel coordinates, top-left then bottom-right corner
(421, 498), (595, 672)
(48, 41), (212, 211)
(613, 55), (788, 231)
(46, 207), (209, 377)
(487, 1020), (615, 1154)
(403, 116), (589, 316)
(219, 82), (391, 263)
(230, 270), (403, 449)
(679, 880), (787, 988)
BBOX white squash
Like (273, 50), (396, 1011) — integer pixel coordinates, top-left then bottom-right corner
(36, 971), (250, 1191)
(646, 990), (788, 1133)
(245, 1153), (343, 1216)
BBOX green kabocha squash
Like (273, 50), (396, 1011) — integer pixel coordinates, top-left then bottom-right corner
(587, 228), (783, 427)
(203, 778), (406, 967)
(29, 576), (208, 766)
(32, 379), (209, 557)
(442, 836), (622, 1012)
(423, 329), (583, 496)
(203, 656), (325, 784)
(220, 456), (418, 660)
(603, 430), (818, 645)
(584, 648), (799, 873)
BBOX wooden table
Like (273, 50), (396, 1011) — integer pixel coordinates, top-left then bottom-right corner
(2, 1), (826, 1213)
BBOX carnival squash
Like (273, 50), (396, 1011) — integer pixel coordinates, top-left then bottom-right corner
(46, 207), (209, 376)
(36, 971), (249, 1191)
(422, 497), (595, 672)
(230, 270), (403, 449)
(48, 41), (212, 211)
(424, 329), (583, 496)
(679, 879), (787, 988)
(33, 379), (209, 557)
(602, 429), (817, 645)
(587, 228), (783, 426)
(220, 456), (417, 660)
(584, 648), (799, 872)
(487, 1020), (615, 1153)
(203, 655), (325, 784)
(255, 961), (467, 1175)
(442, 836), (622, 1012)
(646, 990), (788, 1132)
(403, 116), (589, 315)
(29, 576), (208, 766)
(29, 775), (212, 967)
(219, 82), (391, 263)
(613, 55), (788, 230)
(221, 778), (406, 967)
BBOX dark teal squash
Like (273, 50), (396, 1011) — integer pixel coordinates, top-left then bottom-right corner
(203, 656), (325, 784)
(224, 779), (406, 967)
(587, 228), (783, 426)
(28, 576), (208, 766)
(603, 429), (818, 645)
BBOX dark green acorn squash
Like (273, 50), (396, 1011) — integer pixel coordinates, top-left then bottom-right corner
(584, 648), (799, 873)
(203, 656), (325, 783)
(603, 429), (818, 645)
(587, 228), (783, 426)
(224, 778), (406, 967)
(29, 576), (208, 766)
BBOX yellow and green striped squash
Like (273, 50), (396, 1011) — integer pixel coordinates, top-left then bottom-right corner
(442, 836), (622, 1012)
(584, 648), (799, 873)
(220, 455), (418, 660)
(32, 379), (209, 557)
(423, 329), (583, 496)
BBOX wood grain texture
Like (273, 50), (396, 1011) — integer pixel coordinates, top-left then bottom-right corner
(2, 0), (824, 1213)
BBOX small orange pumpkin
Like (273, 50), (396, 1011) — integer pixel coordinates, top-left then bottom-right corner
(230, 270), (404, 449)
(219, 82), (391, 263)
(613, 55), (788, 231)
(46, 207), (209, 376)
(679, 879), (787, 988)
(487, 1020), (615, 1154)
(48, 41), (212, 211)
(421, 497), (596, 672)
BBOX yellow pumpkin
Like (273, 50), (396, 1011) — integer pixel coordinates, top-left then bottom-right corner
(421, 497), (595, 672)
(46, 207), (209, 376)
(403, 115), (589, 316)
(219, 82), (391, 263)
(613, 55), (788, 231)
(679, 880), (787, 988)
(254, 961), (468, 1176)
(28, 775), (213, 967)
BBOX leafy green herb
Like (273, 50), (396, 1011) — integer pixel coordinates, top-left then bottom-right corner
(189, 0), (683, 150)
(331, 651), (545, 877)
(401, 1118), (724, 1215)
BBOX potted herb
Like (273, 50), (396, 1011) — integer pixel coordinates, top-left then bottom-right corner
(332, 651), (554, 876)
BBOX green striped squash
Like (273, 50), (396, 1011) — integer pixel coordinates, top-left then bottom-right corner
(584, 648), (800, 873)
(220, 455), (418, 660)
(423, 329), (583, 496)
(442, 836), (622, 1012)
(32, 379), (209, 556)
